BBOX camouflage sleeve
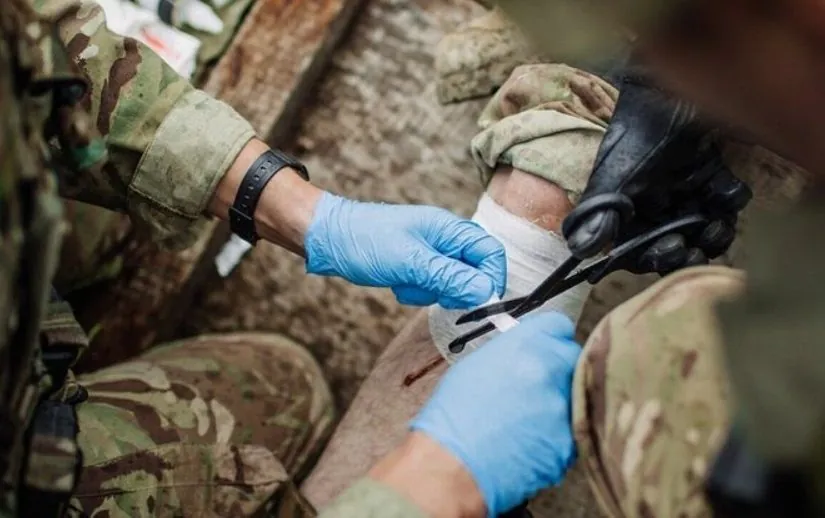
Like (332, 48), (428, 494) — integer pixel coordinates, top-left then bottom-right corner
(36, 0), (256, 245)
(317, 479), (427, 518)
(469, 64), (617, 205)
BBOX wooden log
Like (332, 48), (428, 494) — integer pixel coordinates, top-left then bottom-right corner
(74, 0), (364, 372)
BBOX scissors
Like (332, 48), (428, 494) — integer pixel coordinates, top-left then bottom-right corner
(447, 213), (710, 354)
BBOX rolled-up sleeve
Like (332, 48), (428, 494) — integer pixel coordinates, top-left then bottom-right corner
(36, 0), (255, 246)
(128, 90), (255, 242)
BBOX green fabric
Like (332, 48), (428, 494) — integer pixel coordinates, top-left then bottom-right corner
(716, 194), (825, 512)
(318, 479), (427, 518)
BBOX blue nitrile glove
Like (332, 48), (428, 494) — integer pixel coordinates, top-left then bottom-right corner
(410, 312), (581, 517)
(304, 193), (506, 309)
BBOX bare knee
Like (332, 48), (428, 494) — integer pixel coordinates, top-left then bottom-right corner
(487, 166), (574, 232)
(572, 266), (745, 518)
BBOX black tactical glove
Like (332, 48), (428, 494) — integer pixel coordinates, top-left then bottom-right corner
(561, 69), (752, 275)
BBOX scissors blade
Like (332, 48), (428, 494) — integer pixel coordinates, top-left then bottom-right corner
(448, 256), (589, 352)
(447, 321), (498, 354)
(455, 255), (585, 325)
(455, 297), (526, 325)
(449, 214), (712, 351)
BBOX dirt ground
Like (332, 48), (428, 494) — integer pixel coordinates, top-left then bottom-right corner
(181, 0), (809, 516)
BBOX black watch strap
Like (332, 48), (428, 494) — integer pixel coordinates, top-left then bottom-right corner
(229, 149), (309, 244)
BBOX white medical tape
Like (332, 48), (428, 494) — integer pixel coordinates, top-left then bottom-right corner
(429, 193), (592, 363)
(484, 293), (520, 333)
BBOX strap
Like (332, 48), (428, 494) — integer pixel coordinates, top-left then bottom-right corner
(229, 149), (309, 245)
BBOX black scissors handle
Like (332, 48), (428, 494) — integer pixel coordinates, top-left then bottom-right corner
(456, 256), (583, 325)
(447, 214), (708, 354)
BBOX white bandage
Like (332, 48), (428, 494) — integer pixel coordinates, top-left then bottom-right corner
(429, 194), (592, 363)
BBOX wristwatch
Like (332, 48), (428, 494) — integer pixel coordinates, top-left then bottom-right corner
(229, 148), (309, 245)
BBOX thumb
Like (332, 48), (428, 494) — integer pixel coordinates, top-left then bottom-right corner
(564, 209), (621, 259)
(412, 251), (497, 309)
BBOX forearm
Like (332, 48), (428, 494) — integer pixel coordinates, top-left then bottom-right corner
(317, 433), (485, 518)
(368, 433), (486, 518)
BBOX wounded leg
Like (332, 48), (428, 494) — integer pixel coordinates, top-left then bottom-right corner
(302, 63), (618, 507)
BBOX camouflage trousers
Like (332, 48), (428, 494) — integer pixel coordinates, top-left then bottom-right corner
(573, 265), (743, 518)
(68, 332), (336, 518)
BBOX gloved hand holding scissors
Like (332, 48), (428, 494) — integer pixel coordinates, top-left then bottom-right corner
(363, 313), (579, 518)
(562, 64), (753, 274)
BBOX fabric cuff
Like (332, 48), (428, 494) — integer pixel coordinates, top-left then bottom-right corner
(470, 110), (606, 204)
(317, 478), (428, 518)
(128, 89), (256, 245)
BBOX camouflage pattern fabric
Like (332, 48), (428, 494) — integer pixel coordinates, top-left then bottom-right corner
(494, 0), (635, 63)
(0, 0), (283, 515)
(573, 266), (743, 518)
(716, 199), (825, 506)
(434, 8), (538, 104)
(70, 332), (335, 517)
(33, 0), (256, 249)
(318, 479), (426, 518)
(52, 200), (132, 294)
(0, 2), (72, 514)
(470, 64), (618, 203)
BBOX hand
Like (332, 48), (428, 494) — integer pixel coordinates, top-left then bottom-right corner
(562, 68), (752, 274)
(411, 312), (581, 516)
(305, 193), (506, 309)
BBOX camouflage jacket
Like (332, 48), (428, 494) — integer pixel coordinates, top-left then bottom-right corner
(0, 0), (254, 515)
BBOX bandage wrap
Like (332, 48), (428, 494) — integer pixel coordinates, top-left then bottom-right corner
(429, 194), (592, 363)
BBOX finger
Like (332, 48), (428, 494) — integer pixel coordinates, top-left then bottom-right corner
(429, 219), (507, 297)
(696, 219), (736, 259)
(392, 286), (438, 307)
(674, 142), (723, 194)
(637, 233), (688, 274)
(480, 312), (580, 367)
(501, 313), (581, 367)
(564, 210), (621, 259)
(702, 165), (752, 215)
(411, 251), (497, 309)
(517, 312), (576, 340)
(682, 248), (709, 268)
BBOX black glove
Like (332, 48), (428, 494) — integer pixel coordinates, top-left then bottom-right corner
(561, 70), (752, 275)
